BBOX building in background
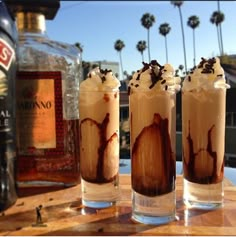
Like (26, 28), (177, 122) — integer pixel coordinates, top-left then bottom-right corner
(94, 60), (119, 78)
(82, 60), (119, 80)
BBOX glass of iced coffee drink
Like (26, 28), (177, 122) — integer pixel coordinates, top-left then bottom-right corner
(79, 68), (120, 208)
(129, 60), (181, 224)
(182, 57), (230, 209)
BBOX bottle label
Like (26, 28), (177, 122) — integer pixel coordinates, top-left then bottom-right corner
(0, 38), (14, 71)
(16, 71), (63, 153)
(0, 68), (11, 130)
(0, 35), (16, 162)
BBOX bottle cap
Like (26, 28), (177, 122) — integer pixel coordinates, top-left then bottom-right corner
(0, 1), (17, 42)
(4, 0), (60, 20)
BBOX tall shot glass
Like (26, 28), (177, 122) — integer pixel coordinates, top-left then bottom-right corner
(79, 90), (120, 208)
(182, 88), (228, 209)
(129, 88), (177, 225)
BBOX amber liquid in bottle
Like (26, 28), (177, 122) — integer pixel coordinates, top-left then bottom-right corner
(14, 10), (81, 190)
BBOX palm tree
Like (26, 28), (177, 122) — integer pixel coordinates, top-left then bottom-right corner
(74, 42), (83, 53)
(136, 40), (147, 62)
(171, 1), (187, 73)
(217, 1), (224, 56)
(114, 39), (125, 80)
(210, 11), (225, 56)
(179, 64), (184, 71)
(178, 64), (184, 77)
(159, 23), (171, 63)
(141, 13), (155, 62)
(187, 15), (200, 67)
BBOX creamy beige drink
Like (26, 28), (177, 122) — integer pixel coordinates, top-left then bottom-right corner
(129, 60), (181, 224)
(79, 67), (120, 208)
(182, 57), (230, 209)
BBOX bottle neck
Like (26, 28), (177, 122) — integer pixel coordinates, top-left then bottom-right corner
(16, 12), (46, 34)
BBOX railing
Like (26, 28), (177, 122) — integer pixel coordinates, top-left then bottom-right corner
(119, 159), (236, 185)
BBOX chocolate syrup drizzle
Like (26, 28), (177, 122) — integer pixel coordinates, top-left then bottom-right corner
(183, 120), (224, 184)
(132, 113), (175, 197)
(80, 113), (118, 183)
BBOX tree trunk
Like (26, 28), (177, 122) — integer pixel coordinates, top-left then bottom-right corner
(141, 52), (144, 62)
(219, 24), (224, 55)
(217, 0), (224, 55)
(147, 29), (151, 62)
(193, 29), (196, 67)
(119, 51), (124, 80)
(165, 36), (168, 63)
(178, 6), (187, 73)
(217, 25), (222, 56)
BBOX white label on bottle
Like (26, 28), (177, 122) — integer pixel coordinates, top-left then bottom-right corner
(0, 38), (14, 71)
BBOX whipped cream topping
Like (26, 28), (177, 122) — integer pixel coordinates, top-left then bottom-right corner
(128, 60), (181, 94)
(80, 67), (120, 91)
(182, 57), (230, 91)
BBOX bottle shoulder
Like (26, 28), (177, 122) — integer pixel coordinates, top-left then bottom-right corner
(0, 1), (17, 43)
(17, 33), (82, 71)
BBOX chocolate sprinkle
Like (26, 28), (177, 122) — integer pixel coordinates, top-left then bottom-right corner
(99, 69), (112, 83)
(198, 57), (208, 68)
(200, 57), (216, 74)
(100, 69), (112, 75)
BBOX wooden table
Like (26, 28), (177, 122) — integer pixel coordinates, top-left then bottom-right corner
(1, 175), (236, 236)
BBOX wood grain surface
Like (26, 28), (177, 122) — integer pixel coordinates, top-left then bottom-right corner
(0, 175), (236, 236)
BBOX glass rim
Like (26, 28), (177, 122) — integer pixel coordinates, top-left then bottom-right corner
(79, 89), (119, 93)
(129, 89), (177, 94)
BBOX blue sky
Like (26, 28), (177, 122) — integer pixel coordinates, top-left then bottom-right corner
(47, 1), (236, 78)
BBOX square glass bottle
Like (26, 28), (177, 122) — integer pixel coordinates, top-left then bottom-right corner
(5, 0), (82, 190)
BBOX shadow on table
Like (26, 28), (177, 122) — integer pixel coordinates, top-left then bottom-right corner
(1, 192), (227, 236)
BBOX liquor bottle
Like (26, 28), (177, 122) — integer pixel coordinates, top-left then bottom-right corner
(0, 0), (17, 210)
(5, 0), (82, 190)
